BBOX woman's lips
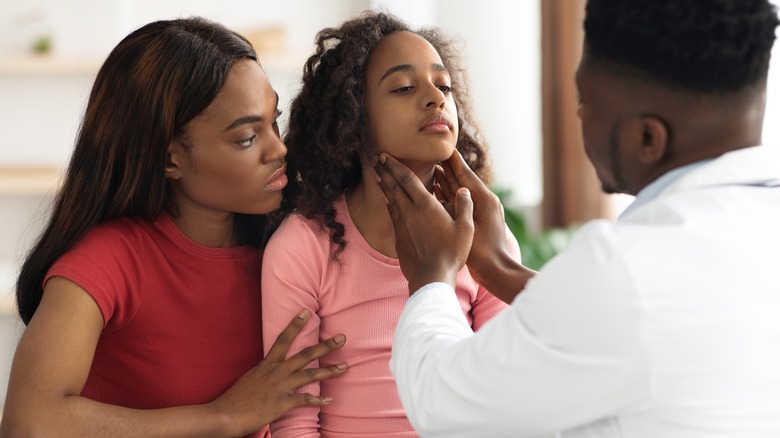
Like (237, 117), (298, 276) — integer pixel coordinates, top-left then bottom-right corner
(265, 166), (288, 190)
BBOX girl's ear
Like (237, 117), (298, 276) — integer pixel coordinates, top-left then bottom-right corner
(636, 115), (669, 165)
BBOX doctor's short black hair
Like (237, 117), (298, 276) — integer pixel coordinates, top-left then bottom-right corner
(583, 0), (780, 94)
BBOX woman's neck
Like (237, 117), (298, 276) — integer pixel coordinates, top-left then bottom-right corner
(345, 162), (435, 258)
(167, 198), (236, 248)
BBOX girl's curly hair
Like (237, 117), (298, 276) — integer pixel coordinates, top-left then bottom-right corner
(277, 10), (491, 258)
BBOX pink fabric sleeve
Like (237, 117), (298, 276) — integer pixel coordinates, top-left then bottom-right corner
(261, 215), (329, 437)
(470, 225), (522, 330)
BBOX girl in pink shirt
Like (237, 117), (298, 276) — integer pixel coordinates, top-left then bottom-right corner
(261, 11), (521, 437)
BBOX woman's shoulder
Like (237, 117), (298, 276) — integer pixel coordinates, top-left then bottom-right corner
(78, 216), (153, 248)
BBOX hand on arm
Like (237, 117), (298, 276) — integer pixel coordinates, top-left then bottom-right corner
(373, 153), (474, 295)
(0, 278), (347, 438)
(435, 151), (536, 303)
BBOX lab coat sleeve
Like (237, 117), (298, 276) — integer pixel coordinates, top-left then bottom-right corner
(390, 221), (651, 437)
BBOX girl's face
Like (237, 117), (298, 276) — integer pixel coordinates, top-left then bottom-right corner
(166, 59), (288, 216)
(364, 31), (459, 168)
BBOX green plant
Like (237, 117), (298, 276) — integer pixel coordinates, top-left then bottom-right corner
(492, 187), (579, 270)
(32, 35), (52, 54)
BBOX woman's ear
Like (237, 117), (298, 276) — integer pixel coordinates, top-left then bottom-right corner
(165, 142), (184, 180)
(637, 115), (668, 164)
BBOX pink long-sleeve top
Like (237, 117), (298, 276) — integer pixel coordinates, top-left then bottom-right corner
(261, 195), (519, 437)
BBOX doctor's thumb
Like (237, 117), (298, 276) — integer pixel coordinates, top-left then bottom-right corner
(454, 187), (475, 238)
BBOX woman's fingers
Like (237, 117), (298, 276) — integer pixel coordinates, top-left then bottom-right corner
(288, 360), (349, 390)
(264, 309), (312, 363)
(285, 334), (347, 372)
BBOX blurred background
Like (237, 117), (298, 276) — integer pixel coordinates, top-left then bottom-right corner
(2, 0), (780, 415)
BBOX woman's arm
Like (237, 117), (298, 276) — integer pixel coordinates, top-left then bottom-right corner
(1, 277), (346, 438)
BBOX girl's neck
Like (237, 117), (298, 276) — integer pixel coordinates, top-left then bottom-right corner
(345, 162), (435, 258)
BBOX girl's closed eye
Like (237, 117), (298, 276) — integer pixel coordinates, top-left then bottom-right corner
(393, 86), (414, 93)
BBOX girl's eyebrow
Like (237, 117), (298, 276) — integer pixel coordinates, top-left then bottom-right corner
(378, 64), (449, 85)
(379, 64), (413, 84)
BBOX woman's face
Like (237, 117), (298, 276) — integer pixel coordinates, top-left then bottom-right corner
(166, 59), (287, 216)
(364, 31), (459, 169)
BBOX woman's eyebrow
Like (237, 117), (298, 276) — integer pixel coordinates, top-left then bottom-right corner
(223, 92), (280, 131)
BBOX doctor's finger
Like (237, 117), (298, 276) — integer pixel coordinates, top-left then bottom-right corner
(446, 150), (487, 193)
(374, 154), (428, 206)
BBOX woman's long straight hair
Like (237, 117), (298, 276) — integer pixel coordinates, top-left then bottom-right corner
(16, 17), (264, 325)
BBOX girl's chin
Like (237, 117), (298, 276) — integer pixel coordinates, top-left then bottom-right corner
(394, 150), (456, 166)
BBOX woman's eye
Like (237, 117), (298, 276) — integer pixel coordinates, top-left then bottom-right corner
(393, 86), (414, 93)
(238, 134), (256, 148)
(272, 110), (283, 136)
(438, 85), (452, 93)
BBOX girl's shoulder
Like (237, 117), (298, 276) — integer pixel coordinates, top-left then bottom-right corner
(267, 212), (332, 252)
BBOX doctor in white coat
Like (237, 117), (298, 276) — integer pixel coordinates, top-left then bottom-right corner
(373, 0), (780, 436)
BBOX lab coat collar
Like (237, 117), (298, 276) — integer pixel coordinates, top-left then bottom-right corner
(621, 144), (780, 220)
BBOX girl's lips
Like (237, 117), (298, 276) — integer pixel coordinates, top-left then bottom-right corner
(419, 113), (452, 132)
(420, 122), (450, 132)
(264, 167), (288, 190)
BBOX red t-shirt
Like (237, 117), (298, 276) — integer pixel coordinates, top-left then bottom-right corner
(46, 214), (268, 437)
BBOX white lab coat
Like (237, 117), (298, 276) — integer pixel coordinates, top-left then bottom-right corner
(390, 145), (780, 438)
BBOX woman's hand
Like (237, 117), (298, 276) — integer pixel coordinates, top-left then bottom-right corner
(210, 309), (347, 436)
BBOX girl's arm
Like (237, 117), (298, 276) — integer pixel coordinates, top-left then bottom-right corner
(1, 277), (345, 438)
(262, 219), (329, 438)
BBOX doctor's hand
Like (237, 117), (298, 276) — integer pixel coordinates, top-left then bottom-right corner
(373, 153), (474, 295)
(435, 151), (536, 303)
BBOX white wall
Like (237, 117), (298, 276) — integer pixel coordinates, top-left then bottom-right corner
(0, 0), (543, 409)
(760, 1), (780, 148)
(373, 0), (542, 207)
(0, 0), (542, 200)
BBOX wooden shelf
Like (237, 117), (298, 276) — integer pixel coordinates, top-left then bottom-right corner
(0, 259), (17, 315)
(0, 53), (306, 77)
(0, 55), (103, 76)
(0, 167), (62, 197)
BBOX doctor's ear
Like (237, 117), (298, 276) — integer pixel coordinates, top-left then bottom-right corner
(636, 116), (669, 165)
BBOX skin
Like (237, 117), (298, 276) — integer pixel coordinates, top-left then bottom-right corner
(166, 60), (288, 248)
(576, 52), (765, 196)
(374, 47), (766, 301)
(346, 30), (459, 258)
(1, 59), (348, 438)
